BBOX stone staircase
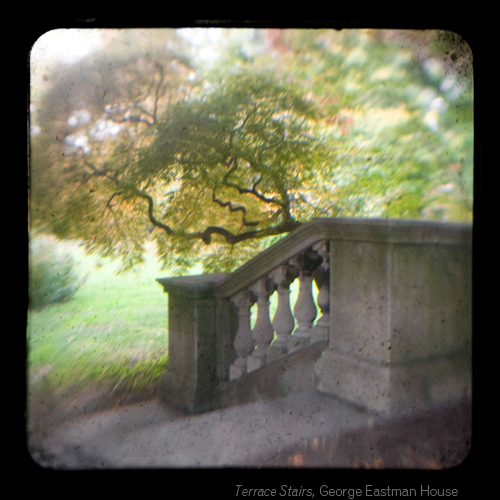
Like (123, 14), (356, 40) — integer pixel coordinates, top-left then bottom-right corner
(29, 217), (473, 470)
(156, 218), (472, 417)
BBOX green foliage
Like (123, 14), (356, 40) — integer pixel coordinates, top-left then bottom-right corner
(134, 69), (326, 219)
(29, 234), (88, 309)
(273, 29), (473, 222)
(30, 28), (473, 274)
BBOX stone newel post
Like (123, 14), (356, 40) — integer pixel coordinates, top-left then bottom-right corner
(156, 274), (227, 413)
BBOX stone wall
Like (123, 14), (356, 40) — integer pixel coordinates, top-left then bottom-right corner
(314, 220), (472, 416)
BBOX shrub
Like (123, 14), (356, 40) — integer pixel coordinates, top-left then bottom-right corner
(29, 234), (87, 309)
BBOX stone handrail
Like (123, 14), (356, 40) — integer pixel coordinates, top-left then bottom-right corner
(214, 216), (471, 300)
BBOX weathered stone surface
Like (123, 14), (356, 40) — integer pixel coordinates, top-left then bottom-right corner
(314, 350), (471, 416)
(156, 218), (472, 418)
(314, 220), (472, 416)
(214, 341), (328, 410)
(156, 273), (228, 413)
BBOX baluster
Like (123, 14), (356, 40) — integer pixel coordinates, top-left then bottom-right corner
(247, 277), (275, 372)
(289, 249), (322, 352)
(312, 241), (330, 343)
(268, 264), (299, 361)
(229, 290), (256, 380)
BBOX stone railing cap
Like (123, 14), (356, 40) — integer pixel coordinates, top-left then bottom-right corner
(214, 218), (472, 298)
(311, 217), (472, 244)
(157, 273), (228, 298)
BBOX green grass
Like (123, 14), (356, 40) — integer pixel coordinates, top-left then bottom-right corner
(27, 241), (172, 397)
(27, 239), (319, 401)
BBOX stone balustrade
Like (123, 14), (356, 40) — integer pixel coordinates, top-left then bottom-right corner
(156, 218), (472, 417)
(228, 246), (328, 379)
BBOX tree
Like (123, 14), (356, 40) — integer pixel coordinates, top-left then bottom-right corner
(30, 28), (473, 274)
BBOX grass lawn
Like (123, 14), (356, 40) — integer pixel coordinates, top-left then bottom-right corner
(27, 240), (172, 400)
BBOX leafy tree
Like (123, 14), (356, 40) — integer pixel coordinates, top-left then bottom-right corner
(29, 28), (473, 274)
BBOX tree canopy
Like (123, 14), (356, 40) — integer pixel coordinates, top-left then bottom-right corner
(29, 28), (473, 274)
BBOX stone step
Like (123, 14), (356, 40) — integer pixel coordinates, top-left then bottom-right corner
(29, 390), (471, 470)
(31, 390), (374, 468)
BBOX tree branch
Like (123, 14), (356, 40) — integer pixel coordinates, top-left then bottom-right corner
(297, 192), (337, 216)
(103, 62), (165, 127)
(195, 219), (301, 245)
(119, 112), (154, 126)
(134, 189), (174, 235)
(134, 187), (299, 246)
(84, 162), (120, 185)
(211, 190), (260, 227)
(227, 105), (257, 151)
(223, 178), (282, 206)
(105, 191), (122, 210)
